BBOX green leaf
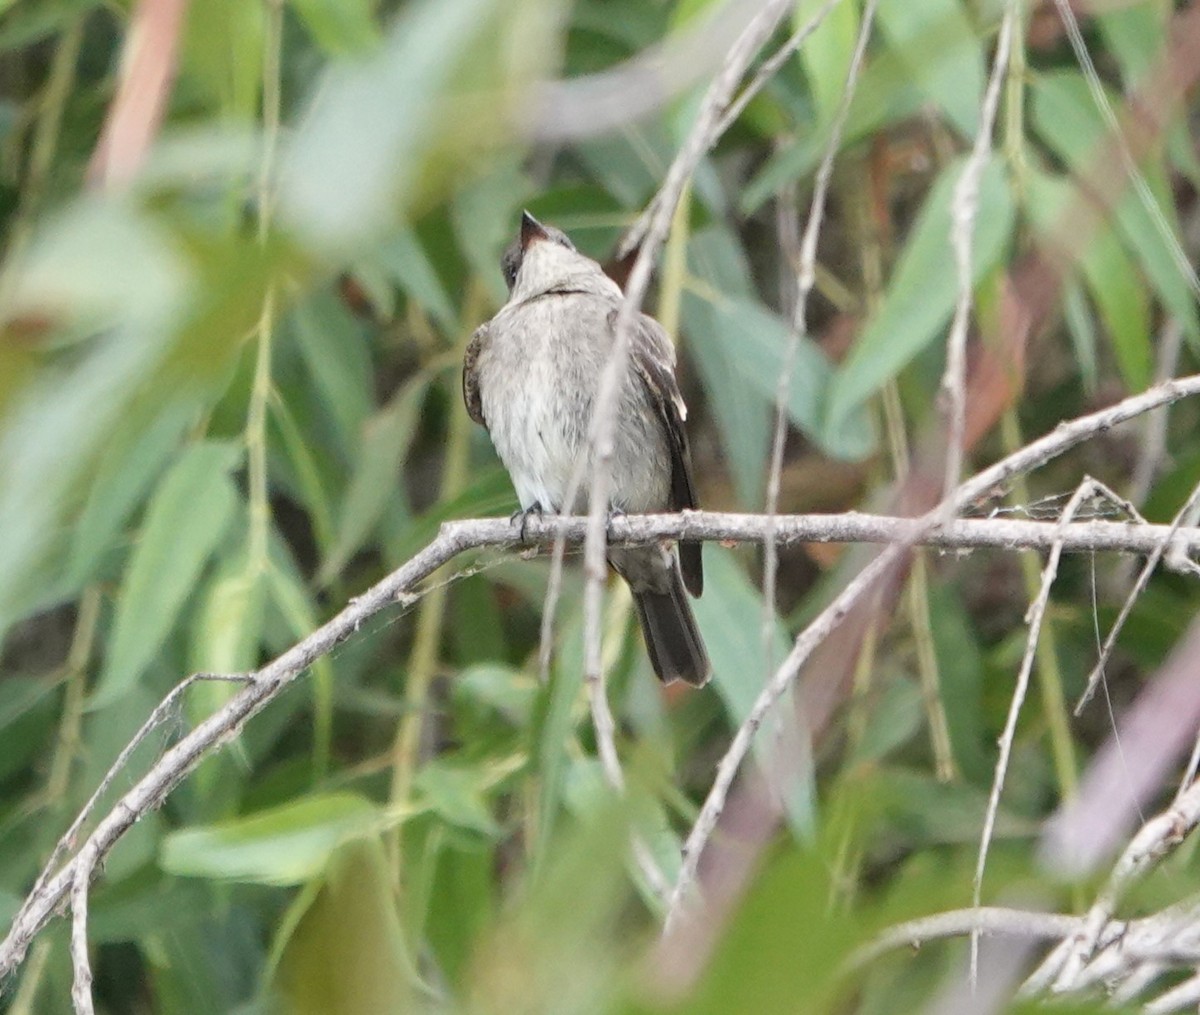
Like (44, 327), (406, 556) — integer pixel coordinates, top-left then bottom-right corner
(876, 767), (1035, 845)
(795, 0), (861, 126)
(161, 793), (383, 885)
(423, 839), (496, 987)
(701, 295), (876, 461)
(320, 371), (429, 583)
(1029, 71), (1200, 346)
(270, 393), (336, 553)
(740, 48), (924, 213)
(92, 441), (241, 707)
(532, 604), (588, 861)
(290, 0), (381, 56)
(927, 582), (987, 784)
(374, 229), (459, 333)
(278, 0), (511, 254)
(289, 292), (374, 459)
(1023, 170), (1151, 391)
(188, 538), (268, 678)
(65, 402), (192, 588)
(454, 663), (536, 728)
(415, 761), (501, 836)
(273, 838), (416, 1011)
(386, 463), (517, 564)
(0, 199), (192, 629)
(683, 228), (769, 506)
(1097, 3), (1165, 88)
(182, 0), (264, 119)
(672, 847), (858, 1013)
(1063, 279), (1099, 395)
(826, 155), (1015, 431)
(692, 547), (816, 837)
(875, 0), (983, 138)
(451, 577), (510, 666)
(0, 0), (102, 52)
(846, 676), (924, 767)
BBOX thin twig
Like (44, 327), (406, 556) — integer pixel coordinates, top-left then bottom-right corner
(711, 0), (846, 146)
(762, 0), (877, 689)
(575, 0), (796, 904)
(940, 0), (1017, 508)
(969, 478), (1098, 985)
(31, 671), (254, 901)
(1051, 0), (1200, 304)
(1129, 317), (1185, 509)
(1075, 478), (1200, 715)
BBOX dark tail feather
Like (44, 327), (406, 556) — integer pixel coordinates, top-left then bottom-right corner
(632, 565), (711, 687)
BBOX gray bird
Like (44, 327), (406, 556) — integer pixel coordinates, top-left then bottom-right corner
(463, 211), (710, 686)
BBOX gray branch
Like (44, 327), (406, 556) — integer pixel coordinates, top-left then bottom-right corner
(6, 374), (1200, 986)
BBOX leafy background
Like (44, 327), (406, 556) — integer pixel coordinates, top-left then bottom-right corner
(0, 0), (1197, 1011)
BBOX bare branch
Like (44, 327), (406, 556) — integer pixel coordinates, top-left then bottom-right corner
(69, 850), (95, 1015)
(1049, 778), (1200, 993)
(6, 375), (1200, 980)
(851, 907), (1084, 968)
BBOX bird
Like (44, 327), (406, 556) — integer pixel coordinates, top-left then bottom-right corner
(463, 211), (710, 686)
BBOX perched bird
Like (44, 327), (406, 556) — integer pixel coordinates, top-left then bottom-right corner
(463, 211), (710, 686)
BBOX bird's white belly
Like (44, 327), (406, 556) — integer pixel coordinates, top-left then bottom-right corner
(480, 349), (582, 513)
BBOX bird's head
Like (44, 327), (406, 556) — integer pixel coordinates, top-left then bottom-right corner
(502, 211), (604, 299)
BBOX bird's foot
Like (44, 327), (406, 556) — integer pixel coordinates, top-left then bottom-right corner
(606, 506), (627, 542)
(510, 502), (544, 543)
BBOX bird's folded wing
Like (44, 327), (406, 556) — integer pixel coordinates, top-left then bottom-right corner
(627, 312), (704, 597)
(462, 323), (490, 427)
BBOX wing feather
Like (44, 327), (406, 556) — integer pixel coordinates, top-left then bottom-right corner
(626, 313), (704, 597)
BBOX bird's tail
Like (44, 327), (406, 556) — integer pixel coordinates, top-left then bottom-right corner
(632, 563), (711, 687)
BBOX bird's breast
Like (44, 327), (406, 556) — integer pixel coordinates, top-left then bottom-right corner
(477, 293), (670, 515)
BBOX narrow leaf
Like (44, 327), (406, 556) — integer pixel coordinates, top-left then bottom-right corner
(92, 441), (241, 706)
(161, 793), (383, 885)
(826, 156), (1015, 430)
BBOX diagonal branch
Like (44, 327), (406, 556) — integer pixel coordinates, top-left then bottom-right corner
(663, 374), (1200, 925)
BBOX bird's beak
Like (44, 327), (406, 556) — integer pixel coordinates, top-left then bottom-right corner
(519, 210), (549, 251)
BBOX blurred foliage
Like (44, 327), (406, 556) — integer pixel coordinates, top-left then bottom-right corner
(0, 0), (1198, 1011)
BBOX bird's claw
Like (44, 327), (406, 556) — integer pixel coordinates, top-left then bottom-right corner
(510, 502), (544, 543)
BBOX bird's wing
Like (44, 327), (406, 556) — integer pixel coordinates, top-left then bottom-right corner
(462, 323), (490, 428)
(625, 311), (704, 597)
